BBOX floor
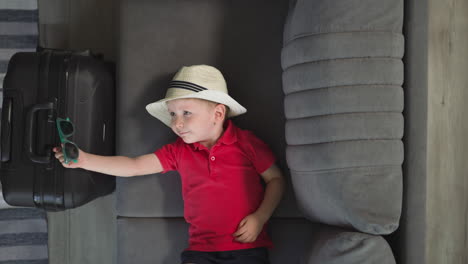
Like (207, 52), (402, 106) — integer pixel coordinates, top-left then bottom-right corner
(37, 1), (117, 263)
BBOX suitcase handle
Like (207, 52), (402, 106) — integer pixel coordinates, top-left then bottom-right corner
(1, 98), (13, 162)
(25, 102), (54, 163)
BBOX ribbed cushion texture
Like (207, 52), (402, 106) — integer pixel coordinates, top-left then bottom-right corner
(284, 85), (403, 119)
(282, 0), (404, 237)
(283, 59), (403, 94)
(282, 32), (404, 68)
(283, 0), (403, 44)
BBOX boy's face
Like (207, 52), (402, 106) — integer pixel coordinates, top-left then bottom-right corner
(166, 98), (222, 147)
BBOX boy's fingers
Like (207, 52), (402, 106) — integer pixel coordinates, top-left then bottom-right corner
(233, 226), (243, 237)
(242, 218), (248, 225)
(235, 233), (250, 243)
(238, 218), (247, 228)
(234, 235), (245, 242)
(235, 237), (244, 243)
(53, 147), (62, 152)
(240, 236), (251, 243)
(237, 228), (258, 242)
(233, 227), (247, 237)
(233, 217), (251, 237)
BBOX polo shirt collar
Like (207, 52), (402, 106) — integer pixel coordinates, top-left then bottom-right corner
(192, 120), (238, 151)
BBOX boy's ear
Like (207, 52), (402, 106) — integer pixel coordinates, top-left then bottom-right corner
(214, 103), (227, 121)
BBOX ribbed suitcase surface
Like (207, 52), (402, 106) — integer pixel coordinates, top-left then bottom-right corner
(0, 49), (115, 211)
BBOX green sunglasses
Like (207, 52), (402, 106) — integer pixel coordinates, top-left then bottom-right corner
(56, 117), (79, 164)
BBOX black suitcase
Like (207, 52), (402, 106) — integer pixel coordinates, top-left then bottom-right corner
(0, 49), (115, 211)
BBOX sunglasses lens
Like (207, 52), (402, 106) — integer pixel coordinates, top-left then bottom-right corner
(64, 142), (79, 160)
(59, 121), (74, 136)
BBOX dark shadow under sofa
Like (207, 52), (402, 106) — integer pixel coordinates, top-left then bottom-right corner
(115, 0), (406, 263)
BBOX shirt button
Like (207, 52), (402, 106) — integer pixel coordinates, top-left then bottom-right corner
(210, 156), (215, 161)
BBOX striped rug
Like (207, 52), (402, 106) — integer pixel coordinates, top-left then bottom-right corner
(0, 208), (48, 264)
(0, 0), (39, 101)
(0, 1), (48, 263)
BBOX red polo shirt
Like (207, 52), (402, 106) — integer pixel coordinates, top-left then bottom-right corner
(154, 120), (275, 252)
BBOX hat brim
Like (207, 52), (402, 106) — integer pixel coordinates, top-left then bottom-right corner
(146, 90), (247, 127)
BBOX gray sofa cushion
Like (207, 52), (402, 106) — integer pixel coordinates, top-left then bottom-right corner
(116, 173), (183, 217)
(302, 225), (396, 264)
(116, 0), (301, 218)
(115, 2), (306, 262)
(286, 113), (404, 145)
(282, 0), (404, 235)
(117, 217), (189, 264)
(283, 58), (403, 94)
(282, 32), (404, 69)
(291, 166), (402, 234)
(283, 0), (403, 44)
(117, 217), (396, 264)
(117, 217), (316, 264)
(287, 141), (403, 172)
(284, 85), (403, 119)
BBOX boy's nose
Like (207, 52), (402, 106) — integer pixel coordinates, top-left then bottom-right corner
(174, 117), (184, 128)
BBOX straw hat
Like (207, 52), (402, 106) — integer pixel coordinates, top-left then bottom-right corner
(146, 65), (247, 127)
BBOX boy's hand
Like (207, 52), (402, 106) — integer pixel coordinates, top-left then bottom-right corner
(233, 213), (267, 243)
(53, 146), (84, 169)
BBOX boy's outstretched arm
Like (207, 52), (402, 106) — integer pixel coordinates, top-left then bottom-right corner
(233, 164), (285, 243)
(53, 147), (163, 177)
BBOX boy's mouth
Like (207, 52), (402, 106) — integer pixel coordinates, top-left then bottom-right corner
(178, 131), (189, 136)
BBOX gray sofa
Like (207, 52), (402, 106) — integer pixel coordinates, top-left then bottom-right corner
(115, 0), (403, 263)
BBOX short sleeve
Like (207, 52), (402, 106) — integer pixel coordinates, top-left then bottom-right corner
(154, 139), (182, 173)
(243, 131), (277, 174)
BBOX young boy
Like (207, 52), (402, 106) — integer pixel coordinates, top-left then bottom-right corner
(54, 65), (285, 264)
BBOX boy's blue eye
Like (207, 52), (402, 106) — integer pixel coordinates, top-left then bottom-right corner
(169, 112), (175, 117)
(183, 111), (191, 115)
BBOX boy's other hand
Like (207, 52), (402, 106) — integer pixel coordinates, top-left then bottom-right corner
(53, 146), (84, 169)
(233, 213), (266, 243)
